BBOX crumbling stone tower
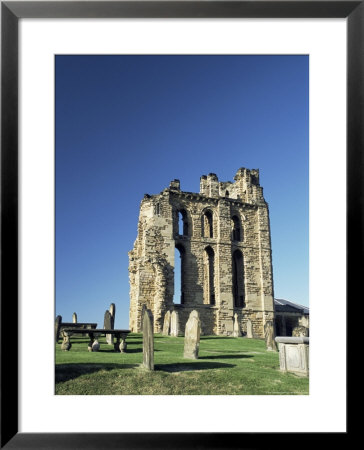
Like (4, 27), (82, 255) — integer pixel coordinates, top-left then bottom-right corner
(129, 168), (275, 337)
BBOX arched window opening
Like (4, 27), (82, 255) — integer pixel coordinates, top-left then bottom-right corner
(232, 249), (245, 307)
(154, 203), (160, 216)
(202, 210), (213, 238)
(178, 209), (189, 236)
(231, 216), (241, 241)
(225, 190), (229, 198)
(173, 244), (185, 304)
(204, 246), (215, 305)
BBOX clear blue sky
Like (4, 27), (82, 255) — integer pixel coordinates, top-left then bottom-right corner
(56, 55), (308, 329)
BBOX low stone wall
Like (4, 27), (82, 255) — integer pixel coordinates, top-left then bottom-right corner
(275, 336), (309, 376)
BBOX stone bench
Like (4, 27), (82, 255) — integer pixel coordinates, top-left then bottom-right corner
(275, 336), (309, 376)
(61, 328), (131, 353)
(55, 321), (97, 342)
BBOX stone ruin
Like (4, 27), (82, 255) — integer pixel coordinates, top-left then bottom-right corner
(129, 168), (275, 338)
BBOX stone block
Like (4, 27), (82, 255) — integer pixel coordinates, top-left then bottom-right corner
(275, 336), (309, 376)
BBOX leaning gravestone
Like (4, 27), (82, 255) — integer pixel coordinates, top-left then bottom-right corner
(109, 303), (116, 327)
(184, 310), (201, 359)
(72, 312), (77, 323)
(264, 320), (277, 351)
(55, 315), (62, 343)
(162, 311), (171, 336)
(104, 310), (113, 345)
(232, 313), (242, 337)
(170, 311), (180, 337)
(142, 308), (154, 370)
(109, 303), (116, 344)
(246, 319), (253, 339)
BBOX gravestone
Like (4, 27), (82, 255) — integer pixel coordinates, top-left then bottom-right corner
(108, 303), (115, 344)
(264, 320), (277, 351)
(170, 311), (179, 337)
(162, 311), (171, 336)
(246, 319), (253, 339)
(275, 336), (309, 376)
(55, 315), (62, 343)
(72, 312), (77, 323)
(109, 303), (116, 327)
(142, 308), (154, 370)
(232, 313), (242, 337)
(184, 310), (201, 359)
(104, 310), (113, 345)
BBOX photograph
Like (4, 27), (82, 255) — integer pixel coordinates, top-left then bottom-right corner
(55, 54), (309, 395)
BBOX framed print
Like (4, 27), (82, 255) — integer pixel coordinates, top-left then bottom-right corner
(1, 0), (358, 448)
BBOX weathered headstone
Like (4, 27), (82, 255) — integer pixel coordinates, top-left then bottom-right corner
(109, 303), (116, 327)
(104, 310), (113, 345)
(142, 308), (154, 370)
(72, 312), (77, 323)
(170, 311), (180, 337)
(55, 315), (62, 343)
(184, 310), (201, 359)
(275, 336), (309, 376)
(246, 318), (253, 339)
(232, 313), (242, 337)
(162, 311), (171, 336)
(264, 320), (277, 351)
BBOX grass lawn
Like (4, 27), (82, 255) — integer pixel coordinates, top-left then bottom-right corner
(55, 333), (309, 395)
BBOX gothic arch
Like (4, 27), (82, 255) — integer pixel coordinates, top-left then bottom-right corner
(232, 249), (245, 307)
(203, 246), (215, 305)
(231, 215), (242, 241)
(175, 207), (191, 237)
(201, 208), (214, 238)
(174, 243), (186, 304)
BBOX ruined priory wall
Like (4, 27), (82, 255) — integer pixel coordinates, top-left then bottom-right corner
(129, 168), (275, 337)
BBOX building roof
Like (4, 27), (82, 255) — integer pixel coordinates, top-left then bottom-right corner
(274, 298), (309, 315)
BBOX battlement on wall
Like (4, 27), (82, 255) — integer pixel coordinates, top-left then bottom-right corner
(163, 167), (264, 203)
(142, 168), (264, 206)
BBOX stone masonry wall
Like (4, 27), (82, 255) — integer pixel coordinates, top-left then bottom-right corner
(129, 168), (275, 337)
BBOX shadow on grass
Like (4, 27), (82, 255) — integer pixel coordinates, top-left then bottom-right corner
(200, 336), (243, 340)
(55, 363), (139, 384)
(156, 361), (236, 372)
(198, 354), (254, 360)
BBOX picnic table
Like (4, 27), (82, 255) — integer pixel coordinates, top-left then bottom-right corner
(61, 328), (131, 353)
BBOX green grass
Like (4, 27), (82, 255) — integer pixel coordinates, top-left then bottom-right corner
(55, 334), (309, 395)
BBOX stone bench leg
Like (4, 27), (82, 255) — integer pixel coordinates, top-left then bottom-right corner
(87, 333), (94, 352)
(61, 331), (72, 351)
(120, 334), (127, 353)
(92, 337), (100, 352)
(114, 334), (127, 353)
(114, 335), (120, 352)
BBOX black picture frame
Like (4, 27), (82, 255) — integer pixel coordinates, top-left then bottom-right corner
(1, 1), (356, 448)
